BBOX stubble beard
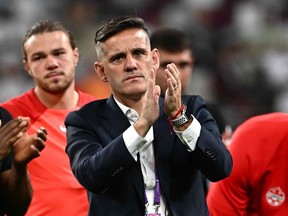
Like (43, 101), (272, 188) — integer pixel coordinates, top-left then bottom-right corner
(38, 74), (74, 94)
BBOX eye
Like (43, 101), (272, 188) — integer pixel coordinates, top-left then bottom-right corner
(134, 50), (142, 56)
(133, 48), (145, 58)
(178, 61), (192, 69)
(110, 53), (125, 63)
(160, 62), (170, 69)
(114, 56), (124, 62)
(54, 51), (66, 56)
(32, 55), (44, 61)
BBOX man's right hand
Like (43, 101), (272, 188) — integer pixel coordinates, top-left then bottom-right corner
(134, 66), (160, 137)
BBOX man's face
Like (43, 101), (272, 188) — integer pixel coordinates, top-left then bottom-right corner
(23, 31), (79, 94)
(95, 28), (159, 102)
(156, 49), (193, 96)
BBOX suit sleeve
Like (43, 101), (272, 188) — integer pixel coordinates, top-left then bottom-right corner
(65, 111), (136, 194)
(207, 122), (251, 216)
(184, 95), (232, 182)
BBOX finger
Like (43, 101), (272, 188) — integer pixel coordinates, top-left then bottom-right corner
(165, 69), (177, 90)
(146, 67), (156, 98)
(23, 141), (45, 162)
(37, 128), (48, 142)
(18, 117), (30, 133)
(0, 122), (25, 146)
(33, 137), (46, 152)
(21, 117), (30, 124)
(7, 132), (24, 146)
(154, 85), (161, 102)
(169, 63), (180, 75)
(29, 144), (41, 159)
(0, 117), (27, 137)
(167, 63), (180, 82)
(167, 78), (175, 93)
(40, 127), (48, 135)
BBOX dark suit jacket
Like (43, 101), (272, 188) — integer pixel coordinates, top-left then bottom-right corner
(65, 95), (232, 216)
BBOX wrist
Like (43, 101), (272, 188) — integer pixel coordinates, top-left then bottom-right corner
(170, 104), (185, 120)
(12, 162), (28, 176)
(168, 105), (192, 127)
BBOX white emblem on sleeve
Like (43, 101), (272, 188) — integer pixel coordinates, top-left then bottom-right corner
(266, 186), (285, 207)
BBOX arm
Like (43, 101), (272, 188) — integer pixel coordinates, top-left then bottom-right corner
(163, 63), (232, 181)
(187, 96), (232, 181)
(65, 111), (136, 194)
(207, 124), (251, 216)
(0, 114), (47, 215)
(0, 161), (32, 215)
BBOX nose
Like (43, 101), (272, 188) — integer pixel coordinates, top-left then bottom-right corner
(124, 54), (137, 72)
(45, 55), (58, 70)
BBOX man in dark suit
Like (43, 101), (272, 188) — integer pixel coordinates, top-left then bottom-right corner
(65, 16), (232, 216)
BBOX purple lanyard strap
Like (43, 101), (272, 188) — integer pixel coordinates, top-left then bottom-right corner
(144, 172), (161, 214)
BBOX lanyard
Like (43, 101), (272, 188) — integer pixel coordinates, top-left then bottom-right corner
(144, 172), (161, 214)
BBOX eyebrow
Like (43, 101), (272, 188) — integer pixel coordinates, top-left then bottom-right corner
(31, 48), (66, 56)
(109, 47), (147, 61)
(160, 61), (172, 67)
(132, 47), (147, 54)
(109, 52), (126, 62)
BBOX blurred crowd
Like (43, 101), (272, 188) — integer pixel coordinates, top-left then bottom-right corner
(1, 0), (288, 129)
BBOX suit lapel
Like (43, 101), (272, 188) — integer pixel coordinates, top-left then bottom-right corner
(153, 98), (175, 205)
(101, 97), (146, 205)
(99, 97), (175, 207)
(98, 96), (131, 139)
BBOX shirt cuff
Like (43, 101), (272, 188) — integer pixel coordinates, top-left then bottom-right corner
(123, 126), (146, 160)
(174, 115), (201, 151)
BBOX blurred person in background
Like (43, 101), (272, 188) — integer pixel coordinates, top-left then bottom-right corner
(207, 112), (288, 215)
(0, 20), (96, 215)
(150, 27), (233, 147)
(0, 107), (47, 216)
(150, 27), (233, 196)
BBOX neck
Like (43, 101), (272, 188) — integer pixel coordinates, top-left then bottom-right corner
(114, 95), (144, 115)
(34, 87), (79, 109)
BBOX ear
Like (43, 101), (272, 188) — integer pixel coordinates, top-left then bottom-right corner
(73, 47), (80, 67)
(151, 48), (160, 69)
(94, 62), (108, 82)
(23, 59), (33, 77)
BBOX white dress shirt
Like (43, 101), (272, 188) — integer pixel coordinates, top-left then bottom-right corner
(114, 98), (201, 215)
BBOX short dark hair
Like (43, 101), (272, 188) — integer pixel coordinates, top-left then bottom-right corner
(150, 28), (192, 53)
(94, 16), (149, 43)
(94, 16), (149, 60)
(22, 20), (76, 60)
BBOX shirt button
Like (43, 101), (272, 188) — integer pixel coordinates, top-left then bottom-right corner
(187, 136), (193, 142)
(146, 181), (154, 189)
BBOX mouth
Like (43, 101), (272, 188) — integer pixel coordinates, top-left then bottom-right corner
(124, 74), (143, 81)
(45, 71), (64, 79)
